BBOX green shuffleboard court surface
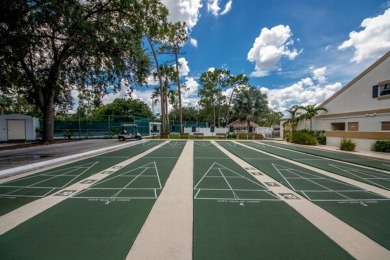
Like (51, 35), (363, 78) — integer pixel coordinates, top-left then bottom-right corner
(0, 141), (184, 259)
(244, 141), (390, 190)
(193, 141), (353, 259)
(0, 141), (164, 217)
(268, 141), (390, 171)
(219, 141), (390, 250)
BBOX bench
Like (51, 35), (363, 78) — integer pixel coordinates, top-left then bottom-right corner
(252, 134), (264, 140)
(194, 133), (204, 139)
(216, 133), (227, 139)
(179, 133), (189, 139)
(236, 133), (248, 140)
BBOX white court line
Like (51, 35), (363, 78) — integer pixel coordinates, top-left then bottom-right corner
(274, 164), (357, 201)
(329, 164), (390, 189)
(216, 141), (390, 259)
(261, 142), (390, 174)
(277, 165), (363, 190)
(2, 162), (93, 183)
(329, 164), (389, 178)
(0, 140), (169, 236)
(218, 168), (237, 199)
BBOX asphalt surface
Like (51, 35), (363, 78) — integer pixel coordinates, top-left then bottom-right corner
(0, 139), (138, 172)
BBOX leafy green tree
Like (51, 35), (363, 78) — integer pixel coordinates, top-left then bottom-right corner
(163, 22), (188, 132)
(151, 64), (176, 135)
(300, 104), (328, 130)
(225, 74), (249, 125)
(91, 98), (152, 121)
(232, 86), (268, 128)
(260, 109), (284, 127)
(0, 0), (167, 142)
(198, 69), (230, 127)
(283, 105), (301, 140)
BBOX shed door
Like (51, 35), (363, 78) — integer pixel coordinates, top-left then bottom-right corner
(7, 119), (26, 140)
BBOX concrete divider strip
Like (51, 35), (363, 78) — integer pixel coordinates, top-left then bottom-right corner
(127, 141), (193, 260)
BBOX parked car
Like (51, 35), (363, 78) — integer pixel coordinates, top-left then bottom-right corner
(118, 124), (142, 141)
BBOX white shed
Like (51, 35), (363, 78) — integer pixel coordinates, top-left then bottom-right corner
(0, 114), (40, 141)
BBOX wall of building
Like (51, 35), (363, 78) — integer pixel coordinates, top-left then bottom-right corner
(0, 114), (39, 141)
(320, 55), (390, 114)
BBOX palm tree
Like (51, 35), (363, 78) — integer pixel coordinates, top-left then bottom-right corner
(232, 86), (268, 129)
(283, 105), (301, 141)
(300, 104), (328, 130)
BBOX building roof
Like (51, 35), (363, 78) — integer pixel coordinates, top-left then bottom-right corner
(229, 120), (260, 128)
(320, 51), (390, 108)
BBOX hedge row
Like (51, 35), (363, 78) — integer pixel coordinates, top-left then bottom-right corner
(375, 140), (390, 152)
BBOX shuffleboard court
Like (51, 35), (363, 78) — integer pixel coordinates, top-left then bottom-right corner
(0, 141), (185, 259)
(268, 141), (390, 171)
(193, 141), (353, 259)
(0, 140), (164, 217)
(244, 141), (390, 190)
(219, 141), (390, 250)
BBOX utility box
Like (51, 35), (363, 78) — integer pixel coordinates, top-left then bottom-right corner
(0, 114), (40, 141)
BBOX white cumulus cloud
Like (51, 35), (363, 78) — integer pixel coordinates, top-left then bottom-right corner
(207, 0), (233, 16)
(312, 67), (327, 83)
(190, 38), (198, 47)
(338, 8), (390, 63)
(260, 67), (341, 113)
(182, 77), (200, 107)
(248, 25), (300, 77)
(162, 0), (203, 30)
(178, 57), (190, 77)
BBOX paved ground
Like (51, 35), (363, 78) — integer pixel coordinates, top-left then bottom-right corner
(0, 139), (389, 259)
(0, 139), (140, 173)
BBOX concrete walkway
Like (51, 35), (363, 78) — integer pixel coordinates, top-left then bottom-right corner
(127, 141), (193, 260)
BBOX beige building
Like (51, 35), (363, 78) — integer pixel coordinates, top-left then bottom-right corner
(282, 51), (390, 151)
(311, 51), (390, 151)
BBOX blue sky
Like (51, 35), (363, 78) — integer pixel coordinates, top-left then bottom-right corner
(100, 0), (390, 114)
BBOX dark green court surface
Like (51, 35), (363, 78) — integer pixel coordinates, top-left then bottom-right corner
(219, 141), (390, 250)
(244, 141), (390, 190)
(0, 141), (184, 259)
(193, 141), (353, 259)
(268, 141), (390, 171)
(0, 141), (164, 216)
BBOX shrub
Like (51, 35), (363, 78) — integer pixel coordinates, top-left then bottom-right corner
(227, 133), (236, 139)
(284, 131), (291, 142)
(339, 138), (356, 151)
(291, 131), (317, 145)
(63, 129), (75, 140)
(375, 140), (390, 153)
(314, 130), (326, 145)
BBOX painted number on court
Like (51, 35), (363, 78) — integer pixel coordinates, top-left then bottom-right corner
(265, 182), (280, 187)
(101, 171), (113, 175)
(55, 190), (76, 196)
(279, 193), (300, 200)
(80, 179), (96, 184)
(112, 166), (123, 169)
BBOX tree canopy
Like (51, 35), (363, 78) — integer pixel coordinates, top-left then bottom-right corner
(91, 98), (153, 121)
(232, 86), (268, 128)
(0, 0), (168, 142)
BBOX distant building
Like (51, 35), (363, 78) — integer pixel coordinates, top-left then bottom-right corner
(0, 114), (40, 142)
(286, 51), (390, 151)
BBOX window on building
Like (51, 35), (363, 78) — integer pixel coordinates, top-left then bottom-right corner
(378, 80), (390, 97)
(382, 121), (390, 131)
(348, 122), (359, 131)
(331, 123), (345, 131)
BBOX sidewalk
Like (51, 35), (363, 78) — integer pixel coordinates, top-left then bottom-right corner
(0, 139), (143, 178)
